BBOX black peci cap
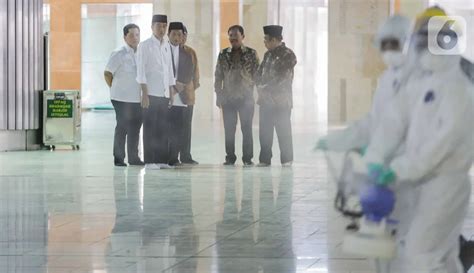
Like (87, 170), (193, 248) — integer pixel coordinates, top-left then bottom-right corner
(263, 25), (283, 37)
(152, 14), (167, 24)
(168, 22), (184, 32)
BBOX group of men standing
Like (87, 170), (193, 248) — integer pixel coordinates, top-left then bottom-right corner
(105, 15), (199, 169)
(105, 14), (297, 169)
(215, 25), (297, 167)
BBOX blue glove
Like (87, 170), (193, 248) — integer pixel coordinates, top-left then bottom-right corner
(360, 184), (396, 222)
(314, 138), (328, 151)
(367, 163), (396, 186)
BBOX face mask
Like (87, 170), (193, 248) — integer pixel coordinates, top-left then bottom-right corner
(382, 51), (405, 68)
(418, 50), (455, 72)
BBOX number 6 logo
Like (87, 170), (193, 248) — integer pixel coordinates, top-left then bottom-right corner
(428, 16), (467, 56)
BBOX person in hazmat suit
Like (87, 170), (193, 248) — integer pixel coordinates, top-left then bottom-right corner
(315, 14), (421, 248)
(363, 6), (474, 273)
(315, 15), (411, 152)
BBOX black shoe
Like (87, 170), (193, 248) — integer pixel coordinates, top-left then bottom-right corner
(256, 162), (271, 167)
(243, 161), (254, 167)
(460, 237), (474, 273)
(169, 160), (182, 167)
(129, 160), (145, 166)
(114, 161), (127, 167)
(182, 159), (199, 165)
(223, 161), (235, 166)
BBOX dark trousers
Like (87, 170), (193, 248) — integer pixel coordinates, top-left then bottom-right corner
(259, 105), (293, 164)
(222, 101), (254, 163)
(168, 106), (185, 165)
(180, 105), (194, 162)
(143, 96), (169, 164)
(111, 100), (142, 163)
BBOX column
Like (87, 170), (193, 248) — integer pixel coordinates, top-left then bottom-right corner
(49, 0), (82, 90)
(242, 0), (268, 60)
(0, 0), (44, 151)
(154, 0), (221, 120)
(220, 0), (240, 49)
(0, 0), (44, 131)
(328, 0), (390, 125)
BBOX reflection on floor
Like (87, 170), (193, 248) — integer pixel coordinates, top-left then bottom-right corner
(0, 111), (473, 273)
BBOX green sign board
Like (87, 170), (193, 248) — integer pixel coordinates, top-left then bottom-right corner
(47, 99), (73, 118)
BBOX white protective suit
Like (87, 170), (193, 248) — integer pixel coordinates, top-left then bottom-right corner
(364, 49), (474, 273)
(322, 16), (420, 244)
(324, 15), (411, 151)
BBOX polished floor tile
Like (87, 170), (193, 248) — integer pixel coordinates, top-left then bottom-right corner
(0, 111), (473, 273)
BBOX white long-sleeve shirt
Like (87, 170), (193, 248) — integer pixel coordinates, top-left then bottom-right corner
(136, 35), (175, 98)
(169, 43), (186, 107)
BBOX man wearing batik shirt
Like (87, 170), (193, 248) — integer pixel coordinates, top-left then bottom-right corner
(214, 25), (260, 166)
(256, 25), (297, 167)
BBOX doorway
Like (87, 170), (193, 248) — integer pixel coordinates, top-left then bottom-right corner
(81, 3), (153, 109)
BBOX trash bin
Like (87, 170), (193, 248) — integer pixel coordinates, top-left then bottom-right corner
(43, 90), (81, 150)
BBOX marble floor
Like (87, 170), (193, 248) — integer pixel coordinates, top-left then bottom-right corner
(0, 111), (473, 273)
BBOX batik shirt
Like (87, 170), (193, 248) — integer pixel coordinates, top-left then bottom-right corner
(256, 43), (297, 108)
(214, 46), (260, 106)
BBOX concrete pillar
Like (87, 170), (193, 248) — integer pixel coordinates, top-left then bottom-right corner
(154, 0), (219, 120)
(49, 0), (82, 90)
(220, 0), (240, 49)
(328, 0), (390, 125)
(0, 0), (44, 150)
(242, 0), (268, 58)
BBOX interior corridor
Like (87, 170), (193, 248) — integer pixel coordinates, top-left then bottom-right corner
(0, 113), (473, 273)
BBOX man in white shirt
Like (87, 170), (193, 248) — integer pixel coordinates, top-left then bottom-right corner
(104, 24), (143, 167)
(136, 14), (176, 169)
(167, 22), (194, 166)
